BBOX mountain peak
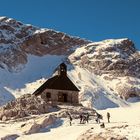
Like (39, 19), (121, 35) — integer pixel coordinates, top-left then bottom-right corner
(0, 16), (89, 72)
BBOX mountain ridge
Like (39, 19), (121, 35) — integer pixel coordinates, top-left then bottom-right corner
(0, 16), (89, 72)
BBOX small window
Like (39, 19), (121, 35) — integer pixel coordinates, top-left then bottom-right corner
(41, 41), (45, 45)
(46, 92), (51, 98)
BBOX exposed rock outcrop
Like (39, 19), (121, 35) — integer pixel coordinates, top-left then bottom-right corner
(0, 17), (89, 72)
(56, 105), (96, 119)
(69, 38), (140, 100)
(1, 134), (19, 140)
(77, 126), (128, 140)
(69, 38), (139, 77)
(21, 30), (89, 56)
(22, 114), (56, 134)
(0, 94), (53, 120)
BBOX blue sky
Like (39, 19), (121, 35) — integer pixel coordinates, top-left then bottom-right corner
(0, 0), (140, 50)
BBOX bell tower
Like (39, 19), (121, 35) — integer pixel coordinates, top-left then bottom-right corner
(58, 63), (67, 76)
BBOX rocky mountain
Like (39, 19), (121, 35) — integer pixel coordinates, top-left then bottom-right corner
(0, 16), (140, 109)
(0, 16), (89, 72)
(69, 39), (140, 104)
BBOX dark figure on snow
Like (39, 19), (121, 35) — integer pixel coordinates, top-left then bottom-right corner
(100, 122), (105, 128)
(82, 115), (87, 124)
(96, 113), (102, 123)
(79, 113), (83, 124)
(69, 115), (73, 126)
(67, 111), (73, 126)
(86, 113), (89, 123)
(107, 112), (110, 123)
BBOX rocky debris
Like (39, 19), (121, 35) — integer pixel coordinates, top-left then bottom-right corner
(115, 84), (140, 100)
(77, 127), (128, 140)
(0, 94), (53, 121)
(21, 114), (56, 134)
(20, 105), (96, 134)
(1, 134), (19, 140)
(56, 105), (96, 119)
(0, 103), (96, 135)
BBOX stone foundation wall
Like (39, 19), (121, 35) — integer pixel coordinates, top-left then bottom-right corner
(40, 89), (79, 104)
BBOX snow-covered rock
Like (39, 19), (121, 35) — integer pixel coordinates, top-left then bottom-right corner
(77, 126), (128, 140)
(22, 115), (56, 134)
(0, 94), (52, 120)
(69, 38), (140, 104)
(0, 16), (88, 72)
(1, 134), (19, 140)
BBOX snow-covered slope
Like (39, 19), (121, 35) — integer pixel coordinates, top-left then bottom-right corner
(68, 66), (128, 109)
(0, 54), (65, 105)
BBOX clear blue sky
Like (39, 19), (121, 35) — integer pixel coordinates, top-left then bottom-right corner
(0, 0), (140, 50)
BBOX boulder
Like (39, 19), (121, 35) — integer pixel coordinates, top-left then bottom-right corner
(0, 94), (53, 121)
(23, 122), (41, 134)
(1, 134), (19, 140)
(22, 115), (56, 134)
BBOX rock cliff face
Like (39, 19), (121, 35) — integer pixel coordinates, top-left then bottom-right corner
(69, 38), (139, 77)
(0, 16), (89, 72)
(69, 38), (140, 100)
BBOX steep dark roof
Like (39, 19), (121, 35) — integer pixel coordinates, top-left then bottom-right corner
(33, 75), (79, 96)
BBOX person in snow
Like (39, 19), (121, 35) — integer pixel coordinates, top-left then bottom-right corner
(81, 114), (85, 124)
(67, 112), (73, 126)
(107, 112), (110, 123)
(79, 113), (83, 124)
(69, 115), (73, 126)
(86, 112), (90, 123)
(96, 113), (102, 123)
